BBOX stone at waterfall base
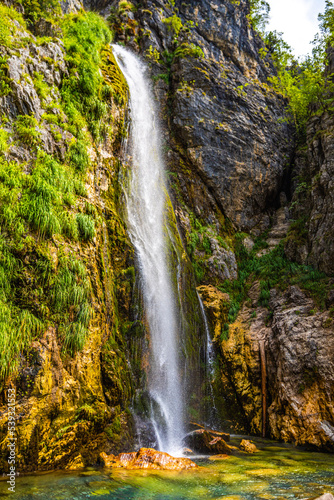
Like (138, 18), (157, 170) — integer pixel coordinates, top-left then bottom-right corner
(184, 429), (233, 454)
(310, 495), (334, 500)
(99, 448), (198, 470)
(239, 439), (258, 454)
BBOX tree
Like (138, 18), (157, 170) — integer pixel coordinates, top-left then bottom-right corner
(249, 0), (270, 34)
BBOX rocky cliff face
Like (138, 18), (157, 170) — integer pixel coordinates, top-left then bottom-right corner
(111, 0), (294, 232)
(202, 282), (334, 451)
(120, 0), (333, 452)
(286, 111), (334, 275)
(0, 6), (140, 471)
(0, 0), (333, 471)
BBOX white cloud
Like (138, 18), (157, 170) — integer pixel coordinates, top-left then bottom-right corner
(266, 0), (326, 57)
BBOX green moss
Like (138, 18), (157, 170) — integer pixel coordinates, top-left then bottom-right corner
(101, 46), (128, 106)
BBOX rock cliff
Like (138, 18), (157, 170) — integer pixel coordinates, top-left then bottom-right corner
(0, 0), (333, 472)
(0, 6), (139, 471)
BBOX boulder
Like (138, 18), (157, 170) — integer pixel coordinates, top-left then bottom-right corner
(240, 439), (258, 454)
(100, 448), (198, 470)
(311, 495), (334, 500)
(184, 429), (232, 454)
(189, 422), (230, 442)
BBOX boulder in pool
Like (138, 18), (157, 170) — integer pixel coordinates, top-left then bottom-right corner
(240, 439), (258, 454)
(184, 429), (232, 454)
(100, 448), (198, 470)
(311, 495), (334, 500)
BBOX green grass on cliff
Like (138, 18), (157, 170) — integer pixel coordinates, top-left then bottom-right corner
(0, 8), (119, 380)
(61, 11), (112, 142)
(219, 237), (329, 339)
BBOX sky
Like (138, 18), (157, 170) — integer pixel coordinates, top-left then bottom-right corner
(266, 0), (326, 58)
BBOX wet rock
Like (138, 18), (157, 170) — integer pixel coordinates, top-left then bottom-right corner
(184, 429), (232, 454)
(182, 448), (194, 456)
(100, 448), (198, 470)
(189, 422), (205, 431)
(66, 454), (85, 470)
(240, 439), (258, 453)
(196, 285), (230, 341)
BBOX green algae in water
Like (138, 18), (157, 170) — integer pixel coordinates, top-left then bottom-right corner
(1, 441), (334, 500)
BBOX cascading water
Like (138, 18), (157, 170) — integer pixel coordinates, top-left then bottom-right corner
(197, 292), (218, 427)
(113, 45), (184, 455)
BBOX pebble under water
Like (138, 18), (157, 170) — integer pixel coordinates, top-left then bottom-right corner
(1, 438), (334, 500)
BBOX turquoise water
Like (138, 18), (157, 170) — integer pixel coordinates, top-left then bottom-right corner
(1, 438), (334, 499)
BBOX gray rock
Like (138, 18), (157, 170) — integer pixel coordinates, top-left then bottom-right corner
(132, 0), (294, 231)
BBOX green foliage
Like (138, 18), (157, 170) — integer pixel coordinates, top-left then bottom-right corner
(248, 0), (270, 34)
(76, 213), (96, 241)
(0, 4), (26, 48)
(19, 151), (82, 239)
(0, 129), (9, 154)
(67, 139), (90, 173)
(118, 0), (135, 13)
(219, 236), (329, 339)
(261, 3), (334, 138)
(18, 0), (61, 25)
(149, 10), (203, 76)
(0, 9), (116, 380)
(15, 115), (41, 146)
(174, 42), (204, 59)
(163, 13), (183, 38)
(0, 304), (43, 379)
(0, 57), (12, 97)
(267, 52), (325, 137)
(33, 72), (50, 103)
(318, 0), (334, 47)
(61, 11), (113, 142)
(54, 256), (91, 354)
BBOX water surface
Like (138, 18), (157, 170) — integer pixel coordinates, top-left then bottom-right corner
(1, 438), (334, 499)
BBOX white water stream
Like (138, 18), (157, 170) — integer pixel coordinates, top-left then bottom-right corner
(113, 45), (184, 455)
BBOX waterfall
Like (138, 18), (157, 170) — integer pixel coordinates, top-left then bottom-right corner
(113, 45), (184, 455)
(197, 292), (218, 427)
